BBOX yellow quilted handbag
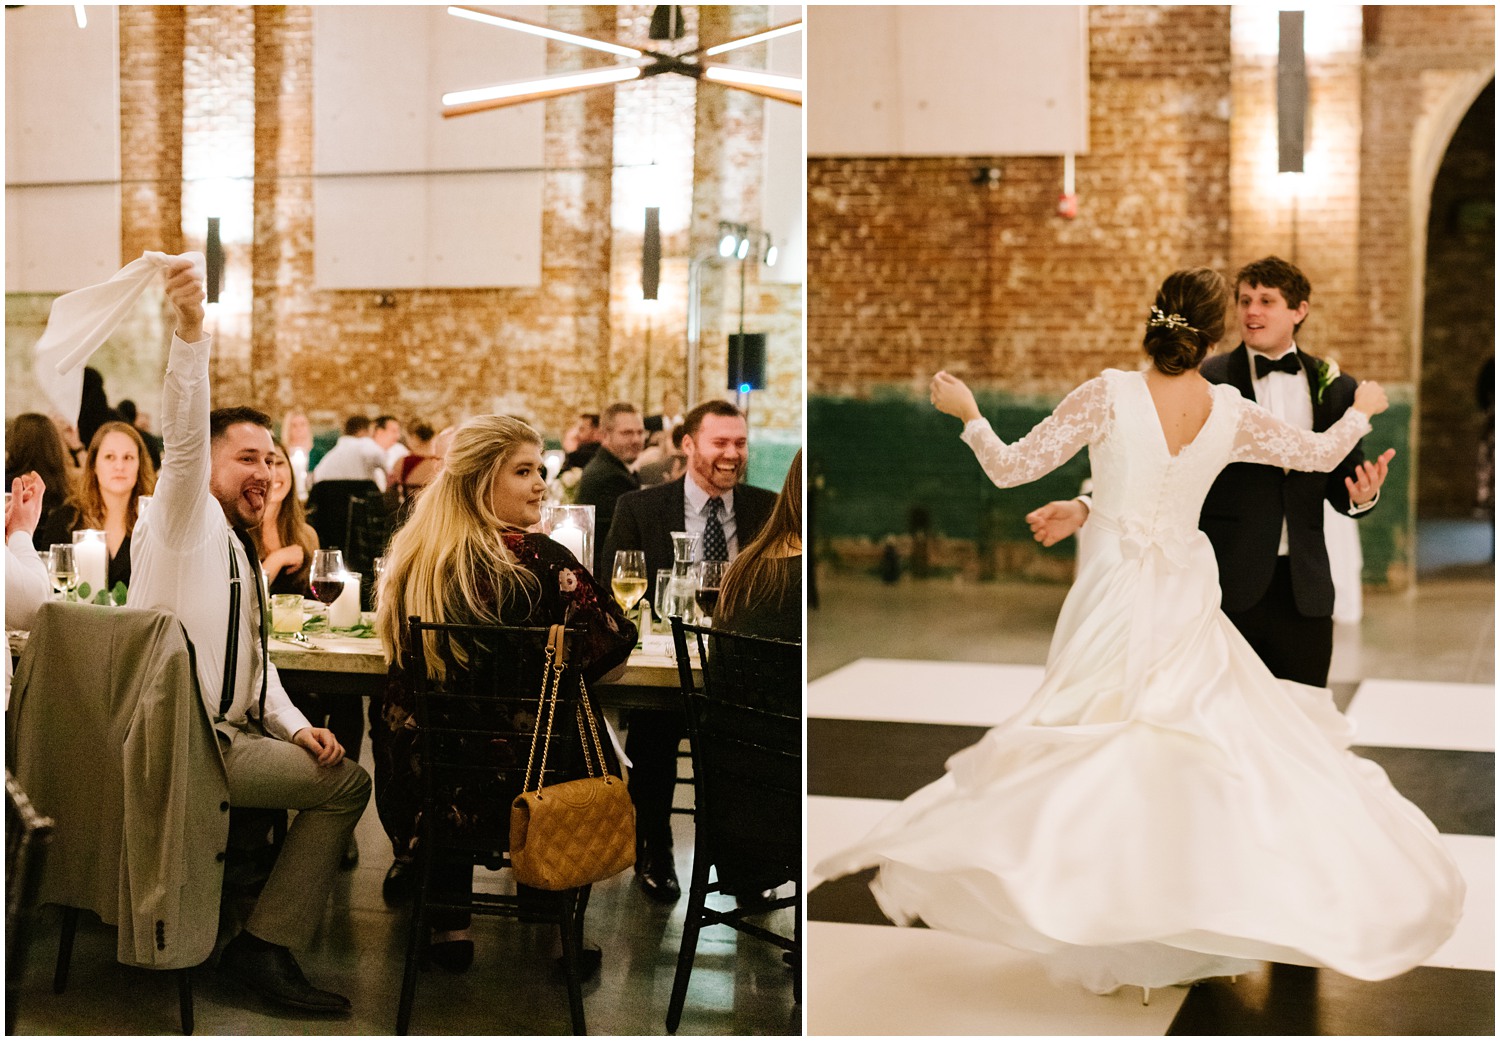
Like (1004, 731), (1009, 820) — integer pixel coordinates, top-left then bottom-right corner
(510, 625), (636, 890)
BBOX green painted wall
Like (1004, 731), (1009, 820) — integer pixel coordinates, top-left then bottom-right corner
(810, 386), (1414, 585)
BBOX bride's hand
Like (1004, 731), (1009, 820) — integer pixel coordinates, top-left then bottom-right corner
(1352, 380), (1388, 417)
(930, 371), (981, 424)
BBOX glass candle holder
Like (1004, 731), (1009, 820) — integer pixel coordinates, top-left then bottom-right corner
(541, 503), (595, 572)
(71, 529), (108, 599)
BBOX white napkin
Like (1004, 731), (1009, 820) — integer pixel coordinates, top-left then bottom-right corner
(32, 250), (205, 420)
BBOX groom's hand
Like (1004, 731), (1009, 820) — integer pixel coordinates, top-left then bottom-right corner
(1026, 499), (1088, 547)
(163, 254), (206, 343)
(1345, 447), (1395, 508)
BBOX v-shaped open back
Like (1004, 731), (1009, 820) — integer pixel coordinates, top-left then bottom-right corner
(1138, 372), (1217, 458)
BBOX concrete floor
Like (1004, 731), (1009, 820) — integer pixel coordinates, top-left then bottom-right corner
(10, 739), (800, 1036)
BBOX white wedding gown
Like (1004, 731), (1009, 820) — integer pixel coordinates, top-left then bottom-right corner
(816, 369), (1465, 994)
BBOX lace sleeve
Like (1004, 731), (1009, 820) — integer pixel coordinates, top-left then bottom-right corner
(959, 376), (1109, 489)
(1231, 397), (1372, 472)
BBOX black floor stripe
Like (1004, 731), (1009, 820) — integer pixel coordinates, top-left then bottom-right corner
(1167, 963), (1495, 1036)
(808, 718), (986, 799)
(1350, 746), (1495, 837)
(811, 717), (1496, 837)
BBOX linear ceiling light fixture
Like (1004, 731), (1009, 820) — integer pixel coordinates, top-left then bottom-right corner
(441, 4), (801, 118)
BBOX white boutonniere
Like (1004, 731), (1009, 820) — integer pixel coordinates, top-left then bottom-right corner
(1315, 358), (1340, 405)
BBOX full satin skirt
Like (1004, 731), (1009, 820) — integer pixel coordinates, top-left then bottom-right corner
(814, 526), (1465, 993)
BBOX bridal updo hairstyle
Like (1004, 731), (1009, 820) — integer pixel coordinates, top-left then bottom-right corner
(1142, 267), (1230, 376)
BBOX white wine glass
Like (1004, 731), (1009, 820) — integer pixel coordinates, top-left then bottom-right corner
(48, 544), (77, 600)
(611, 550), (647, 615)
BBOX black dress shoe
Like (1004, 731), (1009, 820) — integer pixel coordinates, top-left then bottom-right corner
(634, 848), (681, 903)
(383, 858), (416, 905)
(218, 933), (351, 1015)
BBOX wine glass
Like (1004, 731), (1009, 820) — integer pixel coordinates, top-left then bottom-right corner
(309, 549), (347, 606)
(48, 544), (77, 600)
(694, 560), (728, 625)
(611, 550), (647, 615)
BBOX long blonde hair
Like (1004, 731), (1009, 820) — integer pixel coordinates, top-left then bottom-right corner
(375, 415), (543, 665)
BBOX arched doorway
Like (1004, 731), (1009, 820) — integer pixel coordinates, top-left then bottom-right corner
(1417, 79), (1495, 573)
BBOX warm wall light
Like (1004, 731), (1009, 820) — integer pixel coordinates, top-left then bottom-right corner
(1278, 10), (1306, 174)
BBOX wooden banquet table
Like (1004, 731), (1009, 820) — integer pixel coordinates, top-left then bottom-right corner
(9, 625), (691, 711)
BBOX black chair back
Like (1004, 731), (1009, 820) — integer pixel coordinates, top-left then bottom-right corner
(6, 771), (54, 1035)
(345, 493), (394, 607)
(304, 478), (380, 551)
(396, 618), (596, 1034)
(671, 621), (801, 893)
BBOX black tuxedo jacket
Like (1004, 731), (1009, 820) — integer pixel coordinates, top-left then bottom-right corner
(604, 476), (778, 600)
(1199, 344), (1370, 617)
(575, 447), (640, 574)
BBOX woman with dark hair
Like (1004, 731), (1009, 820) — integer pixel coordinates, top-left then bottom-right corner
(716, 448), (800, 642)
(6, 412), (77, 550)
(39, 420), (156, 589)
(817, 268), (1461, 1000)
(77, 366), (124, 449)
(373, 414), (635, 971)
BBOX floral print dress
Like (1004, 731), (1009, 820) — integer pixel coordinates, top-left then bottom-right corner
(372, 532), (637, 856)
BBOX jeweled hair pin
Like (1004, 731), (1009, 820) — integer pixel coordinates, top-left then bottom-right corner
(1147, 306), (1197, 333)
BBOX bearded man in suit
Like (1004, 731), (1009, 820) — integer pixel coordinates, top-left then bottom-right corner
(604, 399), (777, 901)
(1029, 256), (1393, 687)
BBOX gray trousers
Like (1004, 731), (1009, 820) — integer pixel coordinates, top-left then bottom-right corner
(219, 727), (371, 949)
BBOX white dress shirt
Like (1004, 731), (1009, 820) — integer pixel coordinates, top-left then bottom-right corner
(312, 435), (388, 491)
(1248, 343), (1373, 556)
(682, 477), (740, 561)
(130, 333), (311, 741)
(6, 531), (51, 705)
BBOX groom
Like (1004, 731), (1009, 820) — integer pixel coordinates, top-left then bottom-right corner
(1031, 257), (1392, 687)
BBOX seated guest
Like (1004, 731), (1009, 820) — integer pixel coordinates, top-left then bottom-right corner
(644, 387), (686, 439)
(560, 411), (601, 473)
(117, 398), (164, 469)
(130, 255), (370, 1014)
(716, 449), (802, 642)
(312, 414), (388, 491)
(7, 472), (51, 703)
(636, 423), (688, 486)
(372, 414), (407, 473)
(372, 415), (636, 971)
(254, 439), (320, 593)
(6, 412), (76, 547)
(391, 420), (437, 503)
(279, 411), (315, 501)
(576, 402), (646, 574)
(39, 421), (157, 591)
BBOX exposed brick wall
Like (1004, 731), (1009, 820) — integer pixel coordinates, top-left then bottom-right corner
(808, 5), (1234, 399)
(808, 4), (1493, 586)
(13, 6), (798, 456)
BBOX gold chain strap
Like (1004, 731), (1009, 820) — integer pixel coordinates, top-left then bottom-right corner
(521, 625), (567, 796)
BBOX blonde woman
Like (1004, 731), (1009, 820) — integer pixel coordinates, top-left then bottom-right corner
(372, 415), (635, 972)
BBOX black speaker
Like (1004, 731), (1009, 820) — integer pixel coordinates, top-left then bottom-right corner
(642, 207), (660, 301)
(727, 333), (766, 391)
(205, 217), (222, 303)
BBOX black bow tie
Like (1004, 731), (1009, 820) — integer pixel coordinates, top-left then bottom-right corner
(1254, 352), (1302, 379)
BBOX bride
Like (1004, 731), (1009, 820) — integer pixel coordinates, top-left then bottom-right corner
(814, 268), (1465, 999)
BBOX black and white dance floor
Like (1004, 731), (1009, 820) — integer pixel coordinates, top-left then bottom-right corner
(806, 659), (1495, 1036)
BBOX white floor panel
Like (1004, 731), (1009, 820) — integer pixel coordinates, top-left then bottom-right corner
(1345, 679), (1495, 751)
(808, 795), (899, 888)
(809, 658), (1044, 725)
(1426, 833), (1496, 972)
(807, 921), (1186, 1036)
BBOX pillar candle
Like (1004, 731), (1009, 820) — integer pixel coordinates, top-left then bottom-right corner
(72, 530), (108, 596)
(329, 571), (361, 628)
(550, 523), (585, 561)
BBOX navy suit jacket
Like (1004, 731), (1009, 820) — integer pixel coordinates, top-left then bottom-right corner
(604, 477), (778, 601)
(1199, 344), (1371, 617)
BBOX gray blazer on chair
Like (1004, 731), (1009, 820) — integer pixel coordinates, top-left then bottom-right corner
(7, 602), (229, 969)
